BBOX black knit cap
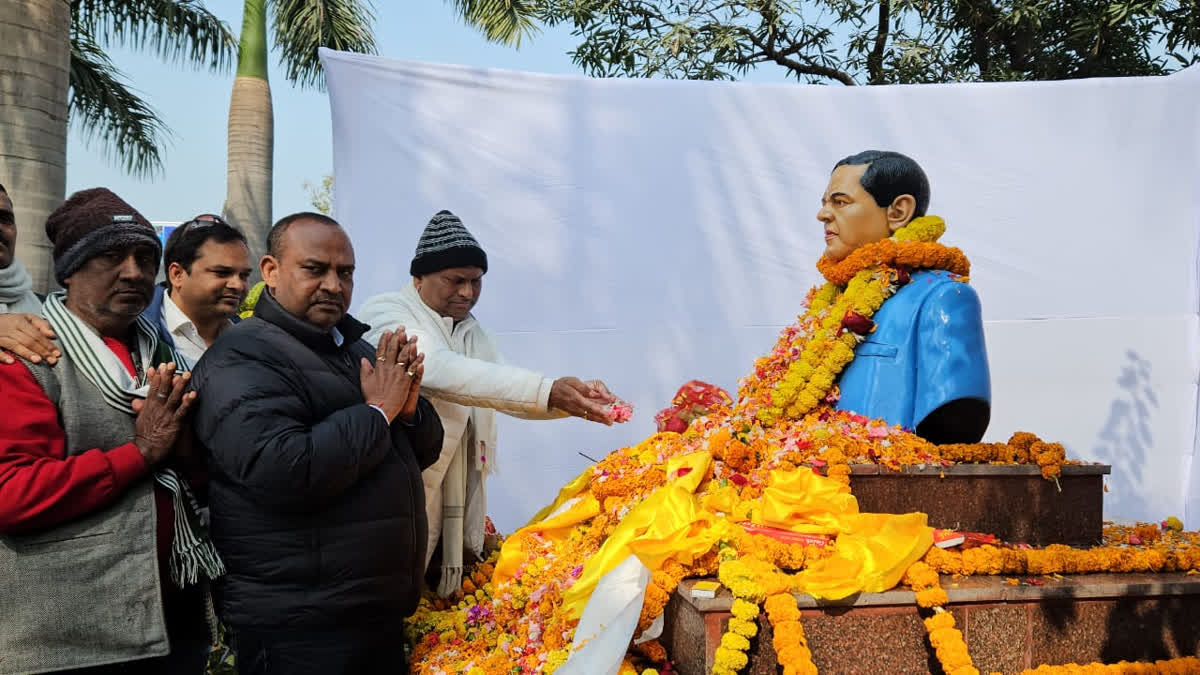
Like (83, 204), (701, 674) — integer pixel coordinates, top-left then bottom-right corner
(45, 187), (161, 285)
(409, 210), (488, 277)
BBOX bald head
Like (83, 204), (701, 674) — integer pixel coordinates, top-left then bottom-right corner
(261, 212), (355, 330)
(267, 211), (342, 258)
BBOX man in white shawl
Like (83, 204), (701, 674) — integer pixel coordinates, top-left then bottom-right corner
(0, 182), (59, 365)
(358, 210), (621, 597)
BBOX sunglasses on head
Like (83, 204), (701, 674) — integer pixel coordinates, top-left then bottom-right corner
(180, 215), (228, 231)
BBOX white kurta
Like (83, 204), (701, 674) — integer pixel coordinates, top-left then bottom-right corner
(358, 282), (563, 570)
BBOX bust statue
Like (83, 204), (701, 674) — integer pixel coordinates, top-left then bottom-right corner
(819, 151), (990, 443)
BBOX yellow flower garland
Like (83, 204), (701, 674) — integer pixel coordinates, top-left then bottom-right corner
(738, 216), (972, 427)
(713, 598), (760, 674)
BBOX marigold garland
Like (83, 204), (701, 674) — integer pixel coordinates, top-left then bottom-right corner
(921, 608), (978, 675)
(922, 531), (1200, 577)
(765, 593), (818, 675)
(738, 215), (970, 427)
(1012, 657), (1200, 674)
(905, 561), (979, 675)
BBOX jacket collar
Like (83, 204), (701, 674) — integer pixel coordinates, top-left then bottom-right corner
(141, 282), (174, 347)
(254, 286), (370, 352)
(143, 281), (242, 348)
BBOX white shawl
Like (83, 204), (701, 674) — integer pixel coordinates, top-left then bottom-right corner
(358, 282), (561, 596)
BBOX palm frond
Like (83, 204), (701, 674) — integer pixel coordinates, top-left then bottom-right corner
(448, 0), (540, 47)
(69, 27), (171, 178)
(272, 0), (379, 90)
(71, 0), (237, 71)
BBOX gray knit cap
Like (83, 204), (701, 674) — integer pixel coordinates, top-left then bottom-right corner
(410, 210), (488, 276)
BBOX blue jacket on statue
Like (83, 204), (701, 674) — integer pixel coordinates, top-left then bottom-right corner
(835, 269), (990, 439)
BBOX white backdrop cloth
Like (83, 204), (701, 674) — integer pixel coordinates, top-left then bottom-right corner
(321, 48), (1200, 532)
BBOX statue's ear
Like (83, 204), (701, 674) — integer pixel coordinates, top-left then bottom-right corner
(886, 194), (917, 232)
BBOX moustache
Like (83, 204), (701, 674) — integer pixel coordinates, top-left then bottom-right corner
(110, 285), (150, 299)
(310, 295), (345, 308)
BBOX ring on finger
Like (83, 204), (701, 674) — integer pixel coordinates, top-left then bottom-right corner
(376, 356), (386, 362)
(407, 370), (416, 378)
(396, 361), (407, 368)
(157, 393), (169, 399)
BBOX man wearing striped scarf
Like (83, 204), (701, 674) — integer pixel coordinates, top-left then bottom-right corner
(0, 188), (222, 674)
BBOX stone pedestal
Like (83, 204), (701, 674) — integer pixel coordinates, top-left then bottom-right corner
(663, 574), (1200, 674)
(846, 464), (1110, 546)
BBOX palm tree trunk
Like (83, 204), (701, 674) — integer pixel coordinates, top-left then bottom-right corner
(223, 0), (272, 273)
(0, 0), (71, 294)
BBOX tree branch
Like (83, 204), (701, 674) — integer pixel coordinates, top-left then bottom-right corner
(743, 27), (857, 84)
(867, 0), (890, 84)
(69, 26), (169, 177)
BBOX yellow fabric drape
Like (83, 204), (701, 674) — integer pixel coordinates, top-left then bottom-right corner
(494, 493), (600, 584)
(501, 459), (934, 614)
(525, 465), (594, 527)
(560, 451), (727, 619)
(794, 511), (933, 599)
(750, 467), (933, 600)
(754, 467), (860, 535)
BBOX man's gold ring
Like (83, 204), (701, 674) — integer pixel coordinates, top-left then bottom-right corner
(407, 370), (416, 378)
(396, 361), (407, 369)
(376, 356), (386, 362)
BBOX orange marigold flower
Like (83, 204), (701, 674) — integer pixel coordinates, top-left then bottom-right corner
(916, 587), (950, 608)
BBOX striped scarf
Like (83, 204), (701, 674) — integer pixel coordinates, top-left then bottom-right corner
(43, 292), (225, 587)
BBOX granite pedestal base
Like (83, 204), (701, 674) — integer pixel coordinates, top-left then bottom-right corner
(663, 574), (1200, 674)
(845, 464), (1110, 546)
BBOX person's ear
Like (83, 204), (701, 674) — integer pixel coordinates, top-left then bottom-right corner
(167, 262), (187, 292)
(260, 255), (279, 288)
(886, 194), (917, 232)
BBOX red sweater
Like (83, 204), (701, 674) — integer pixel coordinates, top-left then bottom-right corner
(0, 338), (177, 588)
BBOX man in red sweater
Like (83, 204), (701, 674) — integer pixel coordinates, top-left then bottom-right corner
(0, 188), (222, 675)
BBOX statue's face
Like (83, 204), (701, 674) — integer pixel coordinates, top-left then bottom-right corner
(817, 163), (892, 261)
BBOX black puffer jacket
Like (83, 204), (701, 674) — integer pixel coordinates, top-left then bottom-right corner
(190, 289), (443, 631)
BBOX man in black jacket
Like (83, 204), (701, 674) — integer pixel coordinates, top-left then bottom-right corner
(189, 212), (443, 674)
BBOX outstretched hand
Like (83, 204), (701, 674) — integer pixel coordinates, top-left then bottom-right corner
(583, 379), (617, 404)
(550, 376), (620, 425)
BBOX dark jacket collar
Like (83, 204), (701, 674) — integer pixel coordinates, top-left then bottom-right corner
(253, 287), (370, 353)
(143, 281), (243, 349)
(142, 282), (173, 348)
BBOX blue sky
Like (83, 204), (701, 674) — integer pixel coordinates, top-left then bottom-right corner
(66, 1), (793, 224)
